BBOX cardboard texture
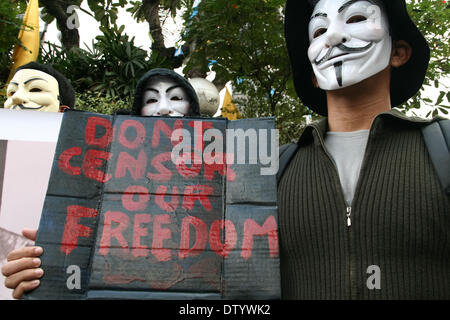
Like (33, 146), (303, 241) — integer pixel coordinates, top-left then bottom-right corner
(25, 110), (280, 300)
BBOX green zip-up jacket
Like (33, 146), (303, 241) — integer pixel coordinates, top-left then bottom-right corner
(278, 109), (450, 299)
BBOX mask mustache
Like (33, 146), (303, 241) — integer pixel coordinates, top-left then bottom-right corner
(314, 42), (373, 66)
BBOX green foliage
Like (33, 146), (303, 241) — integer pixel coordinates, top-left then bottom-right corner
(180, 0), (448, 143)
(234, 79), (316, 145)
(75, 90), (132, 114)
(181, 0), (312, 143)
(39, 0), (127, 29)
(0, 81), (6, 107)
(87, 0), (128, 28)
(39, 24), (173, 103)
(127, 0), (191, 21)
(401, 0), (450, 118)
(0, 0), (25, 51)
(0, 0), (28, 82)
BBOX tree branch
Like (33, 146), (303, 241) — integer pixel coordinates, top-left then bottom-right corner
(141, 0), (188, 69)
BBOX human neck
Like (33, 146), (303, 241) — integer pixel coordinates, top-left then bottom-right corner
(325, 68), (392, 132)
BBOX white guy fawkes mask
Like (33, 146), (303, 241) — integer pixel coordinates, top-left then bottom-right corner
(141, 76), (190, 117)
(308, 0), (392, 90)
(5, 69), (61, 112)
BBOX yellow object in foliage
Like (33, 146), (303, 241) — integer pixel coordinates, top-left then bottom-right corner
(221, 88), (241, 120)
(7, 0), (40, 84)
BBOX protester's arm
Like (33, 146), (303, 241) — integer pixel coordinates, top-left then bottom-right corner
(1, 229), (43, 299)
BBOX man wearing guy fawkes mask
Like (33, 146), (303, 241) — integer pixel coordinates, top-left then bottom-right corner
(4, 62), (75, 112)
(279, 0), (450, 299)
(131, 68), (200, 117)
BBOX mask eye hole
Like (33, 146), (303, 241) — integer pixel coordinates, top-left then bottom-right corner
(346, 15), (367, 24)
(170, 96), (183, 101)
(30, 88), (43, 93)
(146, 98), (158, 104)
(8, 91), (15, 97)
(313, 28), (327, 39)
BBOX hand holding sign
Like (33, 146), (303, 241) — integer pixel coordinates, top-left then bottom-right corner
(1, 228), (41, 299)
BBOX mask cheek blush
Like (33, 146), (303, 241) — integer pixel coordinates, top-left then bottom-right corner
(360, 38), (392, 72)
(171, 101), (190, 116)
(349, 24), (386, 43)
(141, 105), (157, 116)
(30, 92), (55, 106)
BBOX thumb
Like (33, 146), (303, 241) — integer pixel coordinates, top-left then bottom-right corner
(22, 228), (38, 241)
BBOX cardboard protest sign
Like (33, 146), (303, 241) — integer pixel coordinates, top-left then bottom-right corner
(25, 110), (280, 300)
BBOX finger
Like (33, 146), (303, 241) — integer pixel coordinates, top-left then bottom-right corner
(6, 246), (43, 262)
(2, 257), (41, 277)
(4, 268), (44, 290)
(12, 280), (40, 300)
(22, 228), (38, 241)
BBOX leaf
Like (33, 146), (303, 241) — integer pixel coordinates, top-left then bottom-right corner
(438, 108), (448, 115)
(436, 91), (445, 105)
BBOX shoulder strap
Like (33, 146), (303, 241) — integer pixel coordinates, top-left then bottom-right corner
(421, 119), (450, 195)
(277, 143), (299, 184)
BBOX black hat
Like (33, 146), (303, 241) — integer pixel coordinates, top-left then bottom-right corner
(16, 62), (76, 109)
(284, 0), (430, 116)
(132, 68), (200, 117)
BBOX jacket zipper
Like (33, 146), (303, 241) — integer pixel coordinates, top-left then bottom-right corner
(312, 120), (377, 300)
(346, 206), (352, 227)
(346, 205), (357, 299)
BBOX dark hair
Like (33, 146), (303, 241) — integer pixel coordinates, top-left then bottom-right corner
(15, 62), (76, 108)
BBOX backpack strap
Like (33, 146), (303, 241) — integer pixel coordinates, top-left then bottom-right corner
(277, 143), (299, 184)
(421, 119), (450, 195)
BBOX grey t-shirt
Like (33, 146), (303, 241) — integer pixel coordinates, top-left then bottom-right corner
(324, 130), (370, 206)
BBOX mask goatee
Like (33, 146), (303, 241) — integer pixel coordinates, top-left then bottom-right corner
(334, 61), (343, 87)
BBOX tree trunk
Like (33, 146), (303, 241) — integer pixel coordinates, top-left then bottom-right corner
(141, 0), (189, 69)
(140, 0), (226, 93)
(40, 0), (79, 50)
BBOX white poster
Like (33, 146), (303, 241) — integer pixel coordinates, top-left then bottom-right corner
(0, 109), (62, 299)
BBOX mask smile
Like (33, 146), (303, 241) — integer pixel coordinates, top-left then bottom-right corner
(12, 104), (45, 111)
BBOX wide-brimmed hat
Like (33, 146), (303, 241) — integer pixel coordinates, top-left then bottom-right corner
(132, 68), (200, 116)
(284, 0), (430, 116)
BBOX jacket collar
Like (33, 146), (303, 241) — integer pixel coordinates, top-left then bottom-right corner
(297, 108), (432, 146)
